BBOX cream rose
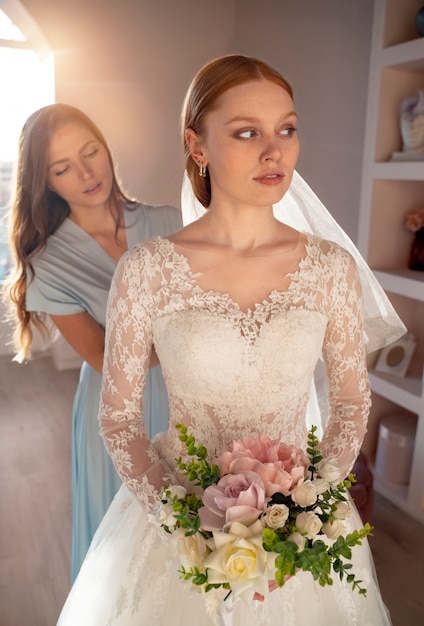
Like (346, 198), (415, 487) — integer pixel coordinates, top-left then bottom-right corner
(287, 531), (306, 551)
(317, 459), (342, 485)
(332, 501), (351, 520)
(204, 520), (274, 602)
(177, 531), (210, 573)
(295, 511), (322, 539)
(322, 518), (345, 539)
(311, 477), (330, 495)
(264, 504), (290, 529)
(168, 485), (187, 500)
(291, 479), (318, 507)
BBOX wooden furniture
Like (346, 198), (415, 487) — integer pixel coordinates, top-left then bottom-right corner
(358, 0), (424, 524)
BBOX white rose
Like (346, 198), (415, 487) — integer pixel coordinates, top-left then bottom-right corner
(295, 511), (322, 539)
(287, 532), (306, 551)
(317, 459), (342, 485)
(333, 501), (351, 520)
(156, 485), (187, 528)
(177, 532), (210, 572)
(204, 520), (274, 602)
(156, 502), (178, 528)
(168, 485), (187, 500)
(264, 504), (290, 529)
(311, 477), (330, 495)
(322, 518), (345, 539)
(291, 480), (318, 507)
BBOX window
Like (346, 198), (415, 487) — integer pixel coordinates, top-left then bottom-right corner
(0, 4), (54, 282)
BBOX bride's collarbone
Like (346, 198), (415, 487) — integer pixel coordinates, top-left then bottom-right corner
(194, 262), (294, 309)
(171, 222), (304, 259)
(189, 247), (302, 280)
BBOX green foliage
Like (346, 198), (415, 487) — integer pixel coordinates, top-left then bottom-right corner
(306, 425), (323, 474)
(176, 423), (220, 489)
(263, 522), (372, 594)
(178, 566), (231, 593)
(165, 424), (374, 599)
(163, 487), (205, 537)
(261, 429), (374, 597)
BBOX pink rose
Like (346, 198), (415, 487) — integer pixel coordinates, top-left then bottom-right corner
(219, 433), (277, 471)
(199, 471), (266, 531)
(218, 433), (308, 497)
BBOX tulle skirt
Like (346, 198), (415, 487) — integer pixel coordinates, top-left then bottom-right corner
(58, 484), (392, 626)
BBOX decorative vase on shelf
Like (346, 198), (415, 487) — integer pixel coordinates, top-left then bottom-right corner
(417, 6), (424, 37)
(408, 227), (424, 271)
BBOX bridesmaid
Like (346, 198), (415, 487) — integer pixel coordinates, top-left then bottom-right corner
(3, 103), (182, 580)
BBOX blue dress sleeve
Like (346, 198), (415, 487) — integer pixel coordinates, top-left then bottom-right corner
(26, 269), (86, 315)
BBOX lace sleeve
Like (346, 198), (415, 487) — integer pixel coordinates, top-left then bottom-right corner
(319, 249), (371, 478)
(98, 243), (174, 506)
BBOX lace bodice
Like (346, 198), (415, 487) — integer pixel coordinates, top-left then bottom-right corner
(99, 235), (371, 507)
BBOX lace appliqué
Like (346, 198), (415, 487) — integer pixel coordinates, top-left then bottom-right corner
(99, 235), (370, 506)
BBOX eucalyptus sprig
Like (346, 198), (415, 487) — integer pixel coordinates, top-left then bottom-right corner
(306, 425), (323, 477)
(162, 488), (204, 536)
(178, 565), (230, 593)
(175, 423), (220, 489)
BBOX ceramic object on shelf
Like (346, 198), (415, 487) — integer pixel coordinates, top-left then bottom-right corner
(417, 6), (424, 37)
(375, 414), (417, 485)
(409, 227), (424, 271)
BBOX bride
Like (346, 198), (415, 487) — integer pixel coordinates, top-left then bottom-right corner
(57, 54), (404, 625)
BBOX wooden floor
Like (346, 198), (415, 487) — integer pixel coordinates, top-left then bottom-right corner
(1, 354), (424, 625)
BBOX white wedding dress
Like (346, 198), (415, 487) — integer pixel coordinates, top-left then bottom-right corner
(57, 234), (394, 625)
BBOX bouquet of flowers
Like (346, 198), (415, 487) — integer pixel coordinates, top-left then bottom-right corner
(155, 424), (372, 604)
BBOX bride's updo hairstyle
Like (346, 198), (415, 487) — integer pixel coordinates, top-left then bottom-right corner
(181, 54), (293, 208)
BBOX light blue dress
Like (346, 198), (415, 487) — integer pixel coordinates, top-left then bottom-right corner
(25, 202), (182, 581)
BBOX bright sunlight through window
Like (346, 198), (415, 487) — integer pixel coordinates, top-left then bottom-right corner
(0, 6), (55, 281)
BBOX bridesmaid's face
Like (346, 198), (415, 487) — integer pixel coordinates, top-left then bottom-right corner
(189, 78), (300, 211)
(46, 123), (113, 213)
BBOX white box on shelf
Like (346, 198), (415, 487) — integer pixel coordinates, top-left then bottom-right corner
(374, 333), (416, 377)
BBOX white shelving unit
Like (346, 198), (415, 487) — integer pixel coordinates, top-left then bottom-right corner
(358, 0), (424, 524)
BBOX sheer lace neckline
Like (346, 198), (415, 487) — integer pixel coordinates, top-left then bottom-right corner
(156, 235), (312, 316)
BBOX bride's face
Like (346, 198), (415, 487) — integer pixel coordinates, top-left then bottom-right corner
(191, 78), (300, 211)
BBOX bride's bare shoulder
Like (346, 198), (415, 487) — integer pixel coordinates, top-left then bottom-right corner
(166, 220), (210, 250)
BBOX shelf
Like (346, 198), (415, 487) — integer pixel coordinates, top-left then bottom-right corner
(369, 370), (423, 414)
(360, 0), (424, 525)
(373, 471), (424, 525)
(373, 269), (424, 301)
(372, 162), (424, 180)
(382, 37), (424, 70)
(373, 471), (409, 508)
